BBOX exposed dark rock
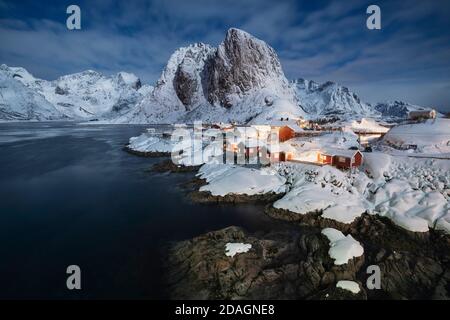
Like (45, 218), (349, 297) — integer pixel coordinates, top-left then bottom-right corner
(206, 28), (288, 108)
(166, 226), (356, 300)
(55, 86), (68, 95)
(189, 187), (284, 204)
(151, 159), (201, 173)
(166, 205), (449, 300)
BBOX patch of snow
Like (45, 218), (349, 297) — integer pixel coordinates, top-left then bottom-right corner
(347, 118), (389, 133)
(225, 243), (252, 257)
(336, 280), (361, 294)
(321, 228), (364, 265)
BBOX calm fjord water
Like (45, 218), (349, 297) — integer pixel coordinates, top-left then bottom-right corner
(0, 122), (283, 299)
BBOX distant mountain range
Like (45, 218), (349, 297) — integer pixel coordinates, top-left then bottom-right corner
(0, 28), (434, 123)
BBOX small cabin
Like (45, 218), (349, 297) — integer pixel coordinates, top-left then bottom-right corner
(319, 148), (363, 169)
(408, 109), (436, 121)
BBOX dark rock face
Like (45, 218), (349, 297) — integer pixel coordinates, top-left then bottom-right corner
(55, 86), (68, 95)
(166, 208), (450, 299)
(173, 62), (198, 108)
(171, 43), (216, 110)
(133, 79), (142, 90)
(206, 28), (286, 108)
(190, 190), (284, 204)
(166, 226), (367, 300)
(151, 159), (201, 173)
(123, 145), (170, 158)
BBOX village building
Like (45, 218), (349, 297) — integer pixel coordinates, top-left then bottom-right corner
(318, 148), (363, 169)
(269, 120), (304, 142)
(259, 143), (296, 163)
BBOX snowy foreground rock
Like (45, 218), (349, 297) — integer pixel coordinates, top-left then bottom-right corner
(197, 164), (286, 197)
(127, 130), (173, 154)
(382, 119), (450, 155)
(167, 225), (449, 299)
(321, 228), (364, 265)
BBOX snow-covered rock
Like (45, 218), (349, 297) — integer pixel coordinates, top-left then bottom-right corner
(382, 119), (450, 154)
(321, 228), (364, 265)
(127, 130), (173, 154)
(273, 164), (369, 224)
(198, 164), (286, 196)
(225, 243), (252, 257)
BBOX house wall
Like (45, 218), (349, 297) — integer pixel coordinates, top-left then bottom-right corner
(353, 152), (363, 166)
(332, 155), (350, 169)
(318, 154), (333, 164)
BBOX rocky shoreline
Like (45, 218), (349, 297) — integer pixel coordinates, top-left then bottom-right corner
(151, 159), (201, 173)
(139, 158), (450, 300)
(166, 221), (449, 300)
(189, 188), (284, 204)
(123, 145), (171, 158)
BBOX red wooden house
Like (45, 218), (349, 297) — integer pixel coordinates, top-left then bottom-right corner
(318, 148), (363, 169)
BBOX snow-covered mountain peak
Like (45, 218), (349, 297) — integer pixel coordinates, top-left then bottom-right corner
(292, 78), (375, 119)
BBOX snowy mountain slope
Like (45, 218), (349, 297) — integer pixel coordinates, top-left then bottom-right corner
(248, 98), (306, 124)
(0, 66), (64, 121)
(111, 43), (216, 124)
(1, 64), (151, 120)
(113, 28), (300, 124)
(292, 78), (378, 120)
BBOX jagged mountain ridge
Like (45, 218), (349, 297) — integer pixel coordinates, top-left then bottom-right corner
(0, 64), (151, 120)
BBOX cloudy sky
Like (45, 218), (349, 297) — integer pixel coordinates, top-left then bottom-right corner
(1, 0), (449, 112)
